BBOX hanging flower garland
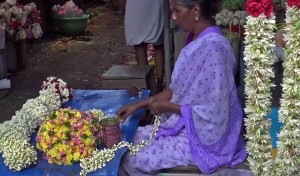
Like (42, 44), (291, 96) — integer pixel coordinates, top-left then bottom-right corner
(0, 77), (72, 171)
(79, 115), (161, 176)
(275, 1), (300, 175)
(243, 0), (277, 175)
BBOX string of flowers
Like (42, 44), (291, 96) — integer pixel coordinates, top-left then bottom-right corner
(0, 77), (72, 171)
(79, 115), (161, 176)
(243, 0), (277, 175)
(275, 1), (300, 175)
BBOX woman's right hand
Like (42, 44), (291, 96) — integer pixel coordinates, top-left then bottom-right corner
(116, 104), (139, 123)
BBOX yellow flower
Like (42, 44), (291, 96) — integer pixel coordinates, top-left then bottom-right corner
(55, 111), (61, 117)
(66, 155), (73, 165)
(41, 142), (48, 150)
(75, 111), (81, 118)
(48, 148), (60, 158)
(84, 138), (93, 146)
(73, 152), (81, 161)
(85, 130), (92, 137)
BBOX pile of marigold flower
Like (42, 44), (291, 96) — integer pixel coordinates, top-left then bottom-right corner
(36, 108), (97, 165)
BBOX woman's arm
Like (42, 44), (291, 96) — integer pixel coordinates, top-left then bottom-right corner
(117, 88), (173, 122)
(132, 88), (173, 109)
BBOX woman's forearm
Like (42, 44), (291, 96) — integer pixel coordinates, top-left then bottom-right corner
(151, 88), (173, 101)
(132, 88), (173, 111)
(167, 102), (181, 115)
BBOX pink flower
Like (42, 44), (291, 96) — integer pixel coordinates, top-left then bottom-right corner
(36, 136), (41, 142)
(80, 149), (84, 154)
(74, 138), (80, 145)
(72, 123), (77, 129)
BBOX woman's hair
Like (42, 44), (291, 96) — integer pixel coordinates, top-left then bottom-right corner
(175, 0), (222, 21)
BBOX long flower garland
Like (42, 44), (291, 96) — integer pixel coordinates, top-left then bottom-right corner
(0, 77), (72, 171)
(243, 0), (277, 175)
(275, 2), (300, 175)
(79, 115), (161, 176)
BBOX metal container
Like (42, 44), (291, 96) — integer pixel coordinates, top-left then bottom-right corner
(99, 118), (121, 148)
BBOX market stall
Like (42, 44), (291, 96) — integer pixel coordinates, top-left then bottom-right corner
(0, 84), (150, 176)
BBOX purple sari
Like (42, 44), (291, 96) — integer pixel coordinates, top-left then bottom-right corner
(120, 26), (247, 175)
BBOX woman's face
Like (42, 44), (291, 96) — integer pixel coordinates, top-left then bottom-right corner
(170, 1), (199, 32)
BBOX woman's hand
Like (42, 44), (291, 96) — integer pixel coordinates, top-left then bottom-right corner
(116, 104), (139, 123)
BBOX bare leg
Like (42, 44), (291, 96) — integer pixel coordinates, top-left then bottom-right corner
(134, 43), (148, 65)
(119, 0), (126, 15)
(153, 45), (164, 92)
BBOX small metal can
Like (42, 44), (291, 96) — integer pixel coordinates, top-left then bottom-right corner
(99, 118), (121, 148)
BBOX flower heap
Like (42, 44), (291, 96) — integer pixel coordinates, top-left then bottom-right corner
(41, 76), (73, 103)
(36, 108), (97, 165)
(79, 115), (161, 176)
(275, 1), (300, 175)
(0, 0), (43, 40)
(215, 9), (234, 26)
(215, 9), (248, 36)
(215, 10), (248, 26)
(243, 0), (277, 175)
(0, 77), (72, 171)
(52, 0), (83, 18)
(232, 11), (248, 26)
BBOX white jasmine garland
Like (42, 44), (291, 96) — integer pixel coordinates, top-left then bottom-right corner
(80, 115), (161, 176)
(275, 5), (300, 175)
(243, 13), (277, 175)
(0, 77), (72, 171)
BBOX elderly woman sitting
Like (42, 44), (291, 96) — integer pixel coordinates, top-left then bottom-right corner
(117, 0), (247, 175)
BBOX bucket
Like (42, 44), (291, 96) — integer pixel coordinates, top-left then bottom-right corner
(99, 118), (121, 148)
(54, 14), (90, 36)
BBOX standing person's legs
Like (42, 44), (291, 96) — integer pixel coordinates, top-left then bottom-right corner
(119, 0), (127, 15)
(153, 45), (164, 92)
(134, 43), (148, 65)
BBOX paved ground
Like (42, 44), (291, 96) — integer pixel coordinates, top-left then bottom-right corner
(0, 5), (136, 123)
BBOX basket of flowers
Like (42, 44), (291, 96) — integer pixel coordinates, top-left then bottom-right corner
(52, 1), (89, 36)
